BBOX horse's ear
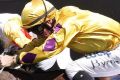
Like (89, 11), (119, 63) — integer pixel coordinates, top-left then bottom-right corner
(32, 0), (43, 6)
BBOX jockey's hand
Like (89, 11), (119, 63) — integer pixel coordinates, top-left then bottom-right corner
(0, 55), (17, 67)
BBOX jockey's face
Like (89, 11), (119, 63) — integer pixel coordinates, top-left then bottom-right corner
(27, 19), (54, 38)
(43, 28), (52, 38)
(37, 19), (54, 38)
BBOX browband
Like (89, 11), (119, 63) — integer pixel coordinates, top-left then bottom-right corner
(25, 6), (55, 26)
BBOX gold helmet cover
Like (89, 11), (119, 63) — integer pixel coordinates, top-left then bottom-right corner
(21, 0), (56, 29)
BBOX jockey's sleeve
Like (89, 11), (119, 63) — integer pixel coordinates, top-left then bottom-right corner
(17, 23), (79, 64)
(3, 14), (33, 48)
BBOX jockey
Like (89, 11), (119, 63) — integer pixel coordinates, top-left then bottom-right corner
(0, 0), (120, 80)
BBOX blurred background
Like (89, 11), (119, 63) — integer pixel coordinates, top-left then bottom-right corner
(0, 0), (119, 21)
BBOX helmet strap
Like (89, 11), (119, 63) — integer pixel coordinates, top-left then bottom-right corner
(42, 0), (47, 23)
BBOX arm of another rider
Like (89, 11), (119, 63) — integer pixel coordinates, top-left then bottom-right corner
(3, 14), (33, 48)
